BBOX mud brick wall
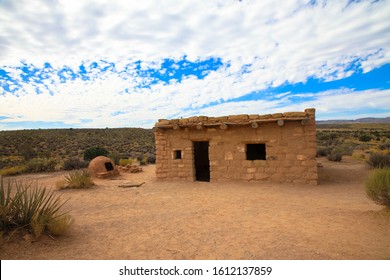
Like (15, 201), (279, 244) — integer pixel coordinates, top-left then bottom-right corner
(154, 108), (317, 185)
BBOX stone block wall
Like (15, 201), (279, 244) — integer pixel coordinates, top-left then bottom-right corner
(154, 108), (317, 185)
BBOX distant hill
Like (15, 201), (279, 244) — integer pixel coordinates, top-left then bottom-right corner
(0, 127), (155, 161)
(317, 117), (390, 124)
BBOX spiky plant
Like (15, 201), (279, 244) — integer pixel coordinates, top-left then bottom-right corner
(366, 169), (390, 208)
(0, 177), (71, 239)
(58, 170), (94, 189)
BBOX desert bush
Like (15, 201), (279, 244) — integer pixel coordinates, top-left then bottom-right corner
(137, 155), (148, 165)
(0, 156), (24, 170)
(119, 158), (133, 166)
(316, 147), (330, 157)
(367, 153), (390, 169)
(57, 170), (94, 189)
(359, 134), (373, 142)
(63, 157), (88, 170)
(24, 158), (57, 173)
(0, 178), (70, 238)
(147, 155), (156, 164)
(327, 149), (343, 162)
(19, 144), (37, 160)
(336, 143), (355, 156)
(46, 214), (72, 236)
(108, 151), (122, 165)
(366, 169), (390, 208)
(0, 165), (26, 176)
(83, 147), (108, 161)
(136, 155), (144, 162)
(379, 142), (390, 150)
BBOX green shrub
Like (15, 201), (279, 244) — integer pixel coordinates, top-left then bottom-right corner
(147, 155), (156, 164)
(63, 157), (88, 170)
(359, 134), (373, 142)
(327, 149), (343, 162)
(19, 144), (37, 160)
(119, 158), (133, 166)
(83, 147), (108, 161)
(366, 169), (390, 208)
(57, 170), (94, 189)
(136, 155), (148, 165)
(316, 147), (330, 157)
(0, 165), (26, 176)
(25, 158), (57, 173)
(108, 151), (122, 165)
(379, 142), (390, 150)
(367, 153), (390, 169)
(337, 143), (355, 156)
(0, 178), (70, 238)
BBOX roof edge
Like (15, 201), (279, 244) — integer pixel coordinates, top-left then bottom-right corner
(154, 108), (315, 128)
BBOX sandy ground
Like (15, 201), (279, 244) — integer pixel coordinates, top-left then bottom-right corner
(1, 157), (389, 260)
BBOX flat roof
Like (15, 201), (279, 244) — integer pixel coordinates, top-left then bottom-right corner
(154, 108), (315, 129)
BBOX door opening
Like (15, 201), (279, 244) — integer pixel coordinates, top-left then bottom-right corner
(193, 141), (210, 182)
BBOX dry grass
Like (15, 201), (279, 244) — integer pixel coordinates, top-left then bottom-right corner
(56, 170), (94, 190)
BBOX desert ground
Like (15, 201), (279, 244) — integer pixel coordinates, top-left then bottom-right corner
(1, 156), (389, 260)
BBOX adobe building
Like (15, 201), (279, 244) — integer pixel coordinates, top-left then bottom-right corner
(154, 108), (317, 185)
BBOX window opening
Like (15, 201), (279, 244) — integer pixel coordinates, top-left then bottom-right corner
(246, 144), (266, 160)
(174, 150), (182, 159)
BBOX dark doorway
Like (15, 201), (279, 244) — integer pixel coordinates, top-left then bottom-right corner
(104, 162), (114, 171)
(193, 141), (210, 182)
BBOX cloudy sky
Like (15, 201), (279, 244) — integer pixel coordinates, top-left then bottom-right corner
(0, 0), (389, 130)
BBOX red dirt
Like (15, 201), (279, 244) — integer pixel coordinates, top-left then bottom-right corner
(1, 157), (389, 260)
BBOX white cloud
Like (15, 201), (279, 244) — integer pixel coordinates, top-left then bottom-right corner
(1, 0), (388, 69)
(0, 0), (389, 129)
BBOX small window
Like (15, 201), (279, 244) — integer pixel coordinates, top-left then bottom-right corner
(173, 150), (182, 159)
(246, 144), (266, 160)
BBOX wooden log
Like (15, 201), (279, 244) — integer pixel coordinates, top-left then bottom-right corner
(196, 123), (203, 130)
(173, 124), (180, 130)
(220, 123), (228, 130)
(277, 119), (284, 126)
(118, 182), (145, 188)
(251, 122), (259, 128)
(301, 119), (308, 125)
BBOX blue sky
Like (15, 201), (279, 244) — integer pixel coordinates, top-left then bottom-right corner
(0, 0), (389, 130)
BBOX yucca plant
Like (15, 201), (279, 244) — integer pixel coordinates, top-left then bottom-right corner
(0, 178), (13, 231)
(0, 177), (71, 239)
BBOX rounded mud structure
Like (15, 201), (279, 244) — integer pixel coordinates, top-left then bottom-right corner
(88, 156), (119, 178)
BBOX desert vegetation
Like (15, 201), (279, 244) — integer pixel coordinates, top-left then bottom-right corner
(0, 178), (71, 243)
(0, 127), (154, 175)
(365, 169), (390, 208)
(316, 123), (390, 164)
(316, 123), (390, 208)
(56, 170), (94, 190)
(0, 123), (389, 176)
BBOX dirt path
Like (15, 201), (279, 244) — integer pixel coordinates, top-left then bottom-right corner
(1, 157), (389, 260)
